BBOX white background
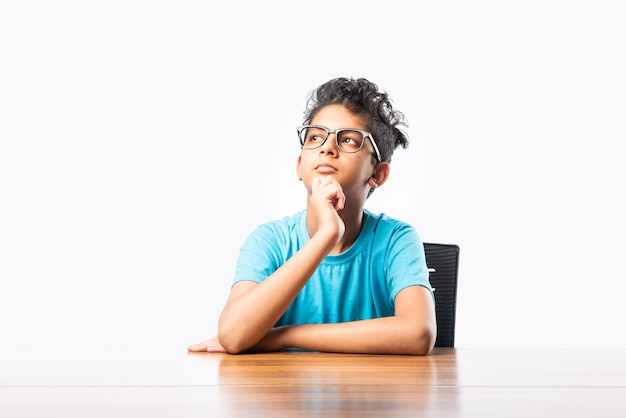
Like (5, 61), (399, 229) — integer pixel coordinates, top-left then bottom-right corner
(1, 1), (625, 349)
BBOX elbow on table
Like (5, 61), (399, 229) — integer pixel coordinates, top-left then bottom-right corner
(406, 324), (437, 356)
(411, 338), (435, 356)
(217, 318), (247, 354)
(217, 324), (252, 354)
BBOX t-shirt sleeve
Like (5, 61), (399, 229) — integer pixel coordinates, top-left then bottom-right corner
(384, 223), (433, 304)
(232, 223), (285, 286)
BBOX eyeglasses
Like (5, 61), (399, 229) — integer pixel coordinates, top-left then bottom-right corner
(297, 125), (381, 162)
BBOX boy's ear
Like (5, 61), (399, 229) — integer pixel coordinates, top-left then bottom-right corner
(368, 162), (390, 189)
(296, 155), (303, 181)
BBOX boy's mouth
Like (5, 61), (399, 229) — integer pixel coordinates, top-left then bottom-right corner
(315, 163), (337, 174)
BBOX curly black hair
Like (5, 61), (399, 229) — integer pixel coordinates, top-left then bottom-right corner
(302, 77), (409, 164)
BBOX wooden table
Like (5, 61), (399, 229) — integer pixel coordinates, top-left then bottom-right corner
(1, 348), (626, 417)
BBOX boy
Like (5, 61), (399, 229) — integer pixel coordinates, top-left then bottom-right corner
(188, 77), (436, 355)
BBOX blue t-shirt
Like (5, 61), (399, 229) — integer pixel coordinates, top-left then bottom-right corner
(233, 209), (432, 326)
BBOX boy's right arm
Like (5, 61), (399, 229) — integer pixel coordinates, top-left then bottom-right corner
(215, 175), (345, 354)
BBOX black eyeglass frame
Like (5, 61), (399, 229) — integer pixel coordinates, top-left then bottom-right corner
(297, 125), (382, 163)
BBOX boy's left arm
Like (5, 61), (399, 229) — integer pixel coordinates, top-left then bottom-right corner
(250, 285), (436, 355)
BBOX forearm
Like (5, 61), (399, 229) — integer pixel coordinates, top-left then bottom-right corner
(218, 230), (338, 353)
(253, 315), (436, 356)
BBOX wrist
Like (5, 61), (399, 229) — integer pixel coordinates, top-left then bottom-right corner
(312, 226), (343, 251)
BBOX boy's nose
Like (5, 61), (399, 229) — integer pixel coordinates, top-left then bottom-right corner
(320, 133), (338, 156)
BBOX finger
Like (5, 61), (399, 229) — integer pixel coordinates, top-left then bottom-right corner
(311, 175), (328, 192)
(334, 190), (345, 211)
(187, 342), (209, 352)
(206, 344), (227, 353)
(315, 176), (340, 195)
(323, 178), (344, 210)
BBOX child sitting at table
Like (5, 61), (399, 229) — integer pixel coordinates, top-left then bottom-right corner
(188, 77), (436, 355)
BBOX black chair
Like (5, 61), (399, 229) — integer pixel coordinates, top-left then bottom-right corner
(424, 243), (460, 347)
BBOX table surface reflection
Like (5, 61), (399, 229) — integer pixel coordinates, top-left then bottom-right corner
(1, 347), (626, 417)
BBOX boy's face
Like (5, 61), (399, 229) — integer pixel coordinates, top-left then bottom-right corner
(297, 104), (381, 201)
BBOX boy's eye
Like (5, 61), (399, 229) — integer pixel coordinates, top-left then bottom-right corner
(304, 128), (327, 144)
(337, 131), (364, 150)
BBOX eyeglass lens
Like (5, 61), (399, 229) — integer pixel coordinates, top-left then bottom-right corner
(299, 127), (365, 153)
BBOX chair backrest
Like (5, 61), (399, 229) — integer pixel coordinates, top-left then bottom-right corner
(424, 243), (460, 347)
